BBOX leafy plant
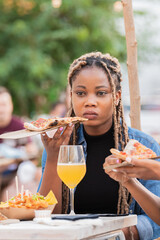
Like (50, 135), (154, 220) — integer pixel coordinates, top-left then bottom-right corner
(0, 0), (126, 117)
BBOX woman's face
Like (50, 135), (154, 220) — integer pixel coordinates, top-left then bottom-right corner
(71, 66), (120, 135)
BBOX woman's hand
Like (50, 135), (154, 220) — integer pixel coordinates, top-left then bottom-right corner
(104, 155), (160, 181)
(41, 124), (74, 161)
(103, 155), (131, 186)
(116, 158), (160, 180)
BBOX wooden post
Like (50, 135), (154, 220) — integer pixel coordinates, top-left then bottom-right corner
(121, 0), (141, 130)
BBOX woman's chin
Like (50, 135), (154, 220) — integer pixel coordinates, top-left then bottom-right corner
(83, 119), (99, 126)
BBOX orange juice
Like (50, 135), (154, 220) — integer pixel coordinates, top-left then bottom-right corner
(57, 163), (86, 189)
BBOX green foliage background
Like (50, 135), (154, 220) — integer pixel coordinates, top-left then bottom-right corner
(0, 0), (126, 117)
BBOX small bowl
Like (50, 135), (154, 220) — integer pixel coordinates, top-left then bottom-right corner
(34, 209), (52, 219)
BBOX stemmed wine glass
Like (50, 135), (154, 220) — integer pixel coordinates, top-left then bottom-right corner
(57, 145), (86, 215)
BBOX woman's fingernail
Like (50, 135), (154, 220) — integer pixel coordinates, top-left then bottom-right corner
(69, 123), (73, 127)
(112, 169), (118, 172)
(116, 159), (120, 163)
(59, 127), (63, 131)
(126, 157), (131, 163)
(42, 133), (46, 136)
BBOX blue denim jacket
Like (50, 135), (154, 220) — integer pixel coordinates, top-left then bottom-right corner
(38, 125), (160, 240)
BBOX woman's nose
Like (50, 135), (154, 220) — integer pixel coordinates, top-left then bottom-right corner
(84, 96), (97, 107)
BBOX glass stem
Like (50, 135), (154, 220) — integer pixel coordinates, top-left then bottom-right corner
(70, 188), (75, 215)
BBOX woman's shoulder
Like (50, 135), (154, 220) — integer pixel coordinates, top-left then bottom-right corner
(128, 126), (160, 154)
(128, 126), (155, 142)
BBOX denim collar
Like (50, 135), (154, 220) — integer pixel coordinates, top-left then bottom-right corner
(77, 124), (85, 145)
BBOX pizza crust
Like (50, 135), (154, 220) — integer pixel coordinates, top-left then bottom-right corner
(24, 122), (42, 131)
(110, 148), (128, 161)
(24, 117), (88, 131)
(24, 119), (58, 131)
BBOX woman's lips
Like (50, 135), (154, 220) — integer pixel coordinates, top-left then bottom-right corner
(83, 112), (98, 120)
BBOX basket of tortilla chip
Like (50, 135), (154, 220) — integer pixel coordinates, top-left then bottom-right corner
(0, 190), (57, 220)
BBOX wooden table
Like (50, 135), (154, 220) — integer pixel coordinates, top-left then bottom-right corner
(0, 214), (137, 240)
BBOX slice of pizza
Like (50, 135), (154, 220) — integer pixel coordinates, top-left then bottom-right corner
(24, 116), (88, 131)
(24, 118), (57, 131)
(104, 139), (157, 171)
(110, 139), (157, 161)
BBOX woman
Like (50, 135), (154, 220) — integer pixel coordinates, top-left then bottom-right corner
(38, 52), (160, 240)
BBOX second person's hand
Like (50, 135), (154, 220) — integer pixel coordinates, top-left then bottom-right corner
(104, 155), (160, 181)
(115, 158), (160, 180)
(103, 155), (130, 186)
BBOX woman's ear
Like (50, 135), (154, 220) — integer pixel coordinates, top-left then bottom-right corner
(116, 90), (121, 106)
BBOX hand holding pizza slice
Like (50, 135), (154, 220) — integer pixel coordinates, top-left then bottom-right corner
(104, 139), (157, 171)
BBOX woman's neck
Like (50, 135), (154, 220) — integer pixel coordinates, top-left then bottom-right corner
(83, 119), (113, 136)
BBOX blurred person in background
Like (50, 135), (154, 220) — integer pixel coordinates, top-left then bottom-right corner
(0, 86), (38, 198)
(30, 99), (68, 152)
(0, 86), (30, 147)
(46, 101), (67, 139)
(50, 101), (67, 118)
(1, 160), (42, 201)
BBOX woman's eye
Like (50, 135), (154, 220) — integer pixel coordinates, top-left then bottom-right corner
(97, 91), (107, 96)
(76, 91), (86, 96)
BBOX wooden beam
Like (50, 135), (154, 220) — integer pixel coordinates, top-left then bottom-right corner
(121, 0), (141, 130)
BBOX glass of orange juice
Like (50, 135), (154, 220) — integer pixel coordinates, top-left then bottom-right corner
(57, 145), (86, 215)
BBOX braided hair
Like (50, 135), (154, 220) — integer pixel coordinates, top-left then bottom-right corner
(62, 52), (131, 215)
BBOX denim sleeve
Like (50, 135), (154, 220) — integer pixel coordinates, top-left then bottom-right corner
(37, 149), (47, 192)
(137, 141), (160, 240)
(128, 130), (160, 239)
(137, 179), (160, 240)
(130, 178), (160, 240)
(136, 215), (153, 240)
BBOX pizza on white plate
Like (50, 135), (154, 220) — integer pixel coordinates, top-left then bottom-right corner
(24, 116), (88, 131)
